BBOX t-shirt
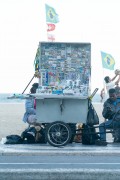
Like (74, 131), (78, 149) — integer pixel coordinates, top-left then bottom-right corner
(106, 81), (115, 93)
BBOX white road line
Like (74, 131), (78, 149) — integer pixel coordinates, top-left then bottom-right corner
(0, 163), (120, 165)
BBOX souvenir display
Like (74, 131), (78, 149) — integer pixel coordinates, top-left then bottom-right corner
(37, 42), (91, 97)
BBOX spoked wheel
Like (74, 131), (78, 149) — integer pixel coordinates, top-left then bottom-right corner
(45, 121), (72, 147)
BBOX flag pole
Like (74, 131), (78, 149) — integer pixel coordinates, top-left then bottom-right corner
(100, 68), (105, 102)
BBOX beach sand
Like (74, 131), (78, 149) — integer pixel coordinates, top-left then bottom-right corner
(0, 103), (112, 141)
(0, 103), (27, 140)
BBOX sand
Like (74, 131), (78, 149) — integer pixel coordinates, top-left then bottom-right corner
(0, 102), (112, 141)
(0, 103), (27, 140)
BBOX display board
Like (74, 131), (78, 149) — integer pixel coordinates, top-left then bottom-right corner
(38, 42), (91, 97)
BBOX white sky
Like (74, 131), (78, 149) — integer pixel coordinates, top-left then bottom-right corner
(0, 0), (120, 94)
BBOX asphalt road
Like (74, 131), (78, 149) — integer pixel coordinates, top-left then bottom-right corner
(1, 154), (120, 180)
(1, 154), (120, 169)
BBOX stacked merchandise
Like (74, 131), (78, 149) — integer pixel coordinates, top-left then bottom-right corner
(37, 42), (91, 97)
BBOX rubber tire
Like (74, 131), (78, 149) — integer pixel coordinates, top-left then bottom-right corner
(45, 121), (72, 147)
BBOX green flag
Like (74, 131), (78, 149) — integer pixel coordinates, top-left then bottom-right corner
(45, 4), (59, 24)
(101, 51), (115, 70)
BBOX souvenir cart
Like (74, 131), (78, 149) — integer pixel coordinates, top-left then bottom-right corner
(31, 42), (99, 147)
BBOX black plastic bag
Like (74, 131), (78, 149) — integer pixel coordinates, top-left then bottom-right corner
(5, 135), (23, 144)
(87, 103), (99, 125)
(82, 124), (99, 145)
(21, 127), (37, 144)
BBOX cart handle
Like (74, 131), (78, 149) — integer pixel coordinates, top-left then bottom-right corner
(88, 88), (99, 100)
(22, 75), (35, 94)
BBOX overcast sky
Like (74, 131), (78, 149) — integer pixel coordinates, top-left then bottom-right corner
(0, 0), (120, 93)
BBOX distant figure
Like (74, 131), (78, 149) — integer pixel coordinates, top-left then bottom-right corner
(100, 74), (120, 102)
(22, 83), (39, 126)
(104, 74), (120, 93)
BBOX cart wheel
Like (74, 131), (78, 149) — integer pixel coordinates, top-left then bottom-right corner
(45, 121), (72, 147)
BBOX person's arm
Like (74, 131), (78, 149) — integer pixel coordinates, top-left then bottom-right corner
(100, 88), (105, 101)
(102, 102), (115, 119)
(100, 88), (104, 95)
(111, 74), (118, 81)
(102, 103), (109, 119)
(115, 75), (120, 85)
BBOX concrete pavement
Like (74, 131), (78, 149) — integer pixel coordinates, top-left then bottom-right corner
(0, 142), (120, 156)
(1, 168), (120, 180)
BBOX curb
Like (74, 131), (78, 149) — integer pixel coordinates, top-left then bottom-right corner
(1, 143), (120, 156)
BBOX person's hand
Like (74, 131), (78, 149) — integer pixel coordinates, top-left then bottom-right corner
(115, 69), (120, 75)
(107, 106), (112, 111)
(106, 106), (114, 114)
(34, 71), (41, 78)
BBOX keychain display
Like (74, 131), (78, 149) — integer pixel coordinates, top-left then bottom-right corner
(37, 42), (91, 97)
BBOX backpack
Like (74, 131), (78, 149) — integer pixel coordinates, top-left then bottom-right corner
(21, 126), (47, 144)
(82, 124), (99, 145)
(5, 135), (23, 144)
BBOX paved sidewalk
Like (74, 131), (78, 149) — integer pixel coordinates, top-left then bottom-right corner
(1, 142), (120, 156)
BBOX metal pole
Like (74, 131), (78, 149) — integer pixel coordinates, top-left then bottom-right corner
(22, 75), (35, 94)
